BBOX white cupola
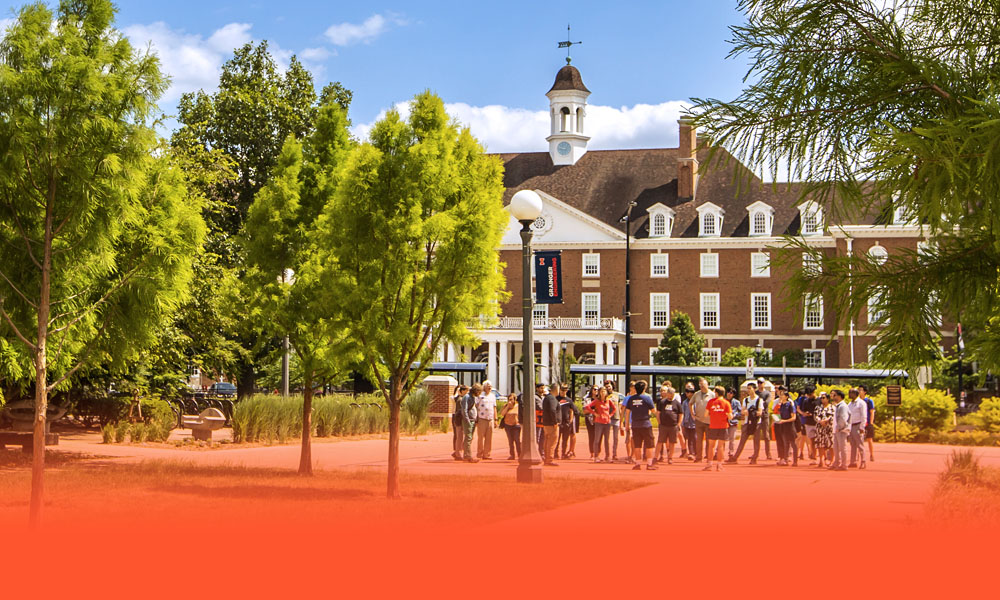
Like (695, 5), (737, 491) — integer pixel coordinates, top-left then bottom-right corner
(546, 63), (591, 166)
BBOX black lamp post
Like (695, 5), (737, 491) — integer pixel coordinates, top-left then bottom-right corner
(621, 202), (636, 393)
(509, 190), (544, 484)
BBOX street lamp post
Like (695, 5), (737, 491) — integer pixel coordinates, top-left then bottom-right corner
(509, 190), (544, 484)
(621, 202), (636, 394)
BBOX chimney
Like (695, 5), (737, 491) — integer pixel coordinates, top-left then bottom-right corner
(677, 117), (699, 199)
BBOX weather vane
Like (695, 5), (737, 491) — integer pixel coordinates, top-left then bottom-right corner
(558, 24), (582, 65)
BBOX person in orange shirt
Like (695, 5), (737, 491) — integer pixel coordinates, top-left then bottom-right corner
(704, 385), (732, 471)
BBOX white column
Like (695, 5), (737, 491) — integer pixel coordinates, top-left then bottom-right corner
(447, 342), (456, 363)
(487, 341), (498, 386)
(595, 341), (605, 365)
(499, 342), (509, 394)
(540, 340), (551, 385)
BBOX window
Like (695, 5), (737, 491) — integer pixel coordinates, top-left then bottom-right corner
(576, 107), (584, 134)
(751, 293), (771, 330)
(582, 293), (600, 327)
(646, 204), (676, 238)
(747, 201), (774, 236)
(804, 294), (824, 330)
(560, 106), (571, 132)
(700, 293), (720, 330)
(532, 303), (548, 328)
(802, 252), (822, 276)
(804, 349), (825, 368)
(702, 348), (722, 366)
(696, 202), (725, 237)
(751, 252), (770, 277)
(650, 293), (670, 329)
(582, 253), (600, 277)
(651, 213), (667, 237)
(869, 245), (888, 265)
(867, 344), (879, 363)
(650, 253), (669, 278)
(893, 205), (915, 225)
(868, 287), (888, 325)
(799, 201), (824, 236)
(700, 252), (719, 278)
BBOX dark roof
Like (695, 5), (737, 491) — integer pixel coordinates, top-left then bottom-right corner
(548, 65), (590, 94)
(499, 147), (876, 238)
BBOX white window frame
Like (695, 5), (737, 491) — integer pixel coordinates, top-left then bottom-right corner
(869, 245), (888, 265)
(802, 252), (821, 276)
(799, 201), (824, 236)
(582, 292), (601, 328)
(650, 293), (670, 330)
(532, 303), (549, 328)
(803, 294), (824, 330)
(868, 287), (888, 326)
(804, 349), (826, 368)
(650, 253), (669, 278)
(751, 252), (770, 277)
(696, 203), (725, 238)
(702, 347), (722, 366)
(700, 293), (720, 330)
(700, 252), (719, 278)
(751, 293), (771, 330)
(582, 253), (600, 277)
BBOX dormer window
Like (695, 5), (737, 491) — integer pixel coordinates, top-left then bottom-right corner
(646, 203), (676, 238)
(696, 202), (725, 237)
(746, 201), (775, 237)
(798, 201), (824, 236)
(893, 205), (915, 225)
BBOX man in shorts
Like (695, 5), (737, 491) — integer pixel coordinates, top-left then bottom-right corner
(624, 380), (657, 470)
(859, 384), (876, 462)
(655, 385), (682, 464)
(797, 385), (818, 465)
(704, 386), (732, 471)
(557, 384), (580, 459)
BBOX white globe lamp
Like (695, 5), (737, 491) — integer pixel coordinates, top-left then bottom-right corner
(509, 189), (543, 223)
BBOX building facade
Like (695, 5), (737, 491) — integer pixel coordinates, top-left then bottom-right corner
(439, 63), (943, 394)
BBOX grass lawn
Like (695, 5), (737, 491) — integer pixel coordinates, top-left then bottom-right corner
(0, 453), (649, 532)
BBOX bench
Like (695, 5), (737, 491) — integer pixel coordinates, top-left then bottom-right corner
(0, 431), (60, 453)
(181, 408), (227, 441)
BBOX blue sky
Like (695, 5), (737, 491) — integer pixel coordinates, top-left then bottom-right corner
(0, 1), (752, 152)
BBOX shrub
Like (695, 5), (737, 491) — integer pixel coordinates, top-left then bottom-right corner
(929, 430), (1000, 447)
(129, 423), (148, 443)
(232, 394), (395, 443)
(875, 419), (918, 442)
(964, 397), (1000, 434)
(101, 423), (115, 444)
(872, 387), (955, 436)
(114, 421), (129, 443)
(141, 399), (176, 436)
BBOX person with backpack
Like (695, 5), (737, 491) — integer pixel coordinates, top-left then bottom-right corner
(728, 382), (759, 463)
(774, 385), (799, 466)
(625, 380), (657, 470)
(583, 384), (600, 459)
(557, 384), (580, 459)
(451, 384), (469, 461)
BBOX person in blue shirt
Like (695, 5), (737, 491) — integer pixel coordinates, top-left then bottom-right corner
(680, 384), (697, 459)
(859, 384), (876, 462)
(725, 387), (742, 461)
(624, 380), (657, 470)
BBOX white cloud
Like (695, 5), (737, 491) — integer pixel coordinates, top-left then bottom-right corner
(324, 14), (405, 46)
(352, 100), (691, 154)
(1, 17), (14, 34)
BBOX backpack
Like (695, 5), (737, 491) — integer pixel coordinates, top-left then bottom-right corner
(747, 396), (761, 424)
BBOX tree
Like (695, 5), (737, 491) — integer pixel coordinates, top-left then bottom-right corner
(172, 42), (349, 398)
(243, 100), (357, 475)
(690, 0), (1000, 372)
(0, 0), (204, 525)
(320, 91), (508, 498)
(720, 345), (805, 368)
(652, 311), (705, 366)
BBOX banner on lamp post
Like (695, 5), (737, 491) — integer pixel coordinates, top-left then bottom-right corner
(533, 251), (563, 304)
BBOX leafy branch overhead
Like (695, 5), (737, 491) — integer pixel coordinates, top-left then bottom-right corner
(690, 0), (1000, 371)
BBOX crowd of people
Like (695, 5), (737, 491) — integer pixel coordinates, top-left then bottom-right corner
(450, 377), (877, 472)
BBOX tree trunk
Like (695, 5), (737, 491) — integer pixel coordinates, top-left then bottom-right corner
(386, 379), (402, 500)
(29, 192), (54, 528)
(236, 361), (256, 400)
(298, 372), (313, 476)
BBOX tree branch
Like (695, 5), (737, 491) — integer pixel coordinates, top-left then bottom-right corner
(0, 300), (38, 353)
(0, 267), (38, 309)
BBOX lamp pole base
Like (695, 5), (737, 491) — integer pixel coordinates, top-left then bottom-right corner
(516, 462), (543, 484)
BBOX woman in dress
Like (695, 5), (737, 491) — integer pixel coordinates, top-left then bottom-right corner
(813, 392), (835, 468)
(497, 392), (521, 460)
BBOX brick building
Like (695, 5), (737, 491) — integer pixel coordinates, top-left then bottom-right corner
(438, 62), (941, 394)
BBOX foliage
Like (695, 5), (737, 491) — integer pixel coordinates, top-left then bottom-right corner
(872, 387), (955, 439)
(874, 419), (917, 443)
(963, 398), (1000, 434)
(114, 421), (129, 444)
(652, 311), (705, 366)
(318, 91), (508, 498)
(101, 423), (115, 444)
(719, 345), (799, 368)
(690, 0), (1000, 373)
(129, 423), (148, 444)
(929, 430), (1000, 447)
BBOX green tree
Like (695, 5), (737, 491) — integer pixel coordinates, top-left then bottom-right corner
(720, 345), (805, 368)
(690, 0), (1000, 372)
(720, 346), (758, 368)
(652, 311), (705, 366)
(319, 91), (508, 498)
(0, 0), (204, 524)
(243, 100), (357, 475)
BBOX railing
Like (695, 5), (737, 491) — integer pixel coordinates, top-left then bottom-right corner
(470, 316), (625, 332)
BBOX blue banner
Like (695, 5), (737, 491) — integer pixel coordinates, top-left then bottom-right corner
(534, 251), (563, 304)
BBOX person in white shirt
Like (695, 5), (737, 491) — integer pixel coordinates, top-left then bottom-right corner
(476, 381), (498, 459)
(847, 388), (867, 468)
(830, 389), (851, 471)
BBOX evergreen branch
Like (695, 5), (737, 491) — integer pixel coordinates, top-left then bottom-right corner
(0, 299), (38, 353)
(10, 211), (43, 270)
(49, 263), (143, 333)
(0, 267), (38, 309)
(46, 319), (110, 392)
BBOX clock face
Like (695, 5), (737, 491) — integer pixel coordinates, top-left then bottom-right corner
(557, 141), (571, 156)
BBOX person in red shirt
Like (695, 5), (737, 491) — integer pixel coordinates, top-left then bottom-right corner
(704, 385), (732, 471)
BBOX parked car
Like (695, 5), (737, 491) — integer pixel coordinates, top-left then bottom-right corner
(208, 382), (237, 397)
